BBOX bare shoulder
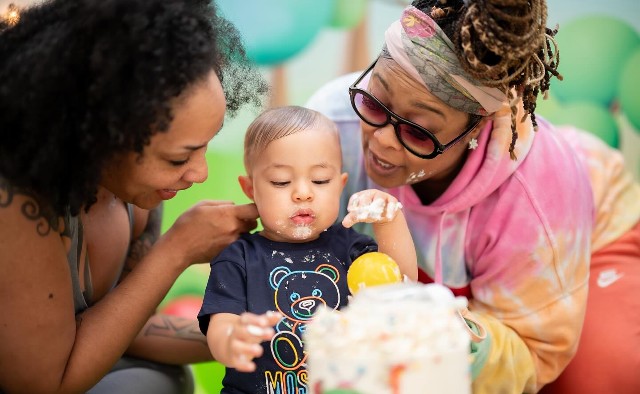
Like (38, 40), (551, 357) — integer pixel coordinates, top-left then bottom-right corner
(0, 178), (77, 387)
(132, 204), (152, 238)
(0, 177), (61, 236)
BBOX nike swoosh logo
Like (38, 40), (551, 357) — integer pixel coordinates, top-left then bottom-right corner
(597, 269), (624, 288)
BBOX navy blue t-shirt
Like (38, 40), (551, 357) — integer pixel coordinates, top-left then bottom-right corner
(197, 223), (377, 394)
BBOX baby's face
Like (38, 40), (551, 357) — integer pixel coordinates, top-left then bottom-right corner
(249, 127), (347, 243)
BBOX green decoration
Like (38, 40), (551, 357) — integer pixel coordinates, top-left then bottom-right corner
(552, 16), (639, 106)
(534, 92), (561, 121)
(217, 0), (336, 65)
(162, 150), (249, 233)
(160, 267), (209, 307)
(548, 101), (620, 148)
(617, 49), (640, 132)
(329, 0), (367, 29)
(193, 361), (225, 394)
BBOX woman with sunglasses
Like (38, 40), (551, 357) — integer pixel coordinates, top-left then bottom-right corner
(307, 0), (640, 393)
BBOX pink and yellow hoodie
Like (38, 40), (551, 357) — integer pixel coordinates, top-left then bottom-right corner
(306, 72), (640, 393)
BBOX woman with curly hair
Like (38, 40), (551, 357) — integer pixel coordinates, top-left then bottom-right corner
(307, 0), (640, 392)
(0, 0), (267, 392)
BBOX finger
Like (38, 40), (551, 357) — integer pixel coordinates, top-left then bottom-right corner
(237, 314), (276, 342)
(245, 324), (267, 337)
(233, 203), (259, 221)
(346, 193), (363, 211)
(230, 339), (263, 370)
(234, 340), (263, 359)
(242, 319), (275, 339)
(341, 214), (356, 228)
(195, 200), (235, 207)
(384, 201), (403, 220)
(264, 310), (283, 325)
(232, 352), (257, 372)
(239, 219), (258, 233)
(356, 191), (376, 206)
(347, 194), (363, 211)
(239, 312), (264, 326)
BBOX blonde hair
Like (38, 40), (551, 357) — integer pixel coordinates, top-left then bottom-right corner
(243, 105), (340, 173)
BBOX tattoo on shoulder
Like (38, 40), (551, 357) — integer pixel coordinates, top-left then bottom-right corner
(146, 204), (163, 240)
(122, 238), (153, 277)
(121, 205), (163, 278)
(0, 178), (59, 236)
(145, 315), (207, 346)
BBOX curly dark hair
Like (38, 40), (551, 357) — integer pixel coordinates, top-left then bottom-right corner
(411, 0), (561, 159)
(0, 0), (268, 216)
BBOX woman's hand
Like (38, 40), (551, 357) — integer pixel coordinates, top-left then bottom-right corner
(342, 189), (403, 228)
(208, 311), (283, 372)
(158, 201), (259, 269)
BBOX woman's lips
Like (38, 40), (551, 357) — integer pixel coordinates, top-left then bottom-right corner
(157, 189), (178, 200)
(368, 150), (398, 175)
(290, 209), (315, 225)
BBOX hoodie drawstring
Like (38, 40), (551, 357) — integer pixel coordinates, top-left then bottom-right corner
(434, 212), (446, 284)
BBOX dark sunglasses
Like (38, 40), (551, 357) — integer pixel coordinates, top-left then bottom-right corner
(349, 59), (482, 159)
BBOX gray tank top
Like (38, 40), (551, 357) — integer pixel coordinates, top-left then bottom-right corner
(66, 203), (134, 314)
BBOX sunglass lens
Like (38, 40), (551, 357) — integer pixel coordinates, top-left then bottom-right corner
(398, 124), (435, 156)
(353, 92), (387, 126)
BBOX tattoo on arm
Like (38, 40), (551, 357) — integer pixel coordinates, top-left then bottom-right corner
(120, 204), (163, 279)
(0, 177), (60, 236)
(145, 315), (208, 346)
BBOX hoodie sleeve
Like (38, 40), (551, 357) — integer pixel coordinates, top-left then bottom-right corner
(557, 125), (640, 251)
(466, 133), (594, 393)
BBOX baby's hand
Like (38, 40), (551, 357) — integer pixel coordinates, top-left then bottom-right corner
(342, 190), (403, 228)
(226, 311), (282, 372)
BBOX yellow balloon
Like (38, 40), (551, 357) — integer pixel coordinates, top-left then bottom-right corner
(347, 252), (402, 294)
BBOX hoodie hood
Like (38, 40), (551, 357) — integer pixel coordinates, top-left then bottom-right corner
(395, 102), (536, 215)
(388, 102), (535, 285)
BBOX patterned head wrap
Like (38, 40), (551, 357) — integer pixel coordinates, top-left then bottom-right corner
(384, 5), (507, 115)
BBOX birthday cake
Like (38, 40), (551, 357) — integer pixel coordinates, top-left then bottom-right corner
(304, 283), (472, 394)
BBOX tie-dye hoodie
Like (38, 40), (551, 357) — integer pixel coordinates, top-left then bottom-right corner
(306, 72), (640, 393)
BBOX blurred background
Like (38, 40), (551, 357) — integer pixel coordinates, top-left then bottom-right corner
(2, 0), (638, 392)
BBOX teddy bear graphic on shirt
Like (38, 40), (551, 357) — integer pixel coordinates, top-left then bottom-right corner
(268, 263), (342, 371)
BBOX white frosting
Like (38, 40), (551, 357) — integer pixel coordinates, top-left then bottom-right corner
(305, 283), (471, 394)
(292, 225), (313, 240)
(406, 169), (426, 183)
(348, 195), (403, 222)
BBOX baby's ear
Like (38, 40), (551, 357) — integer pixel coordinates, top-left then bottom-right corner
(238, 175), (255, 200)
